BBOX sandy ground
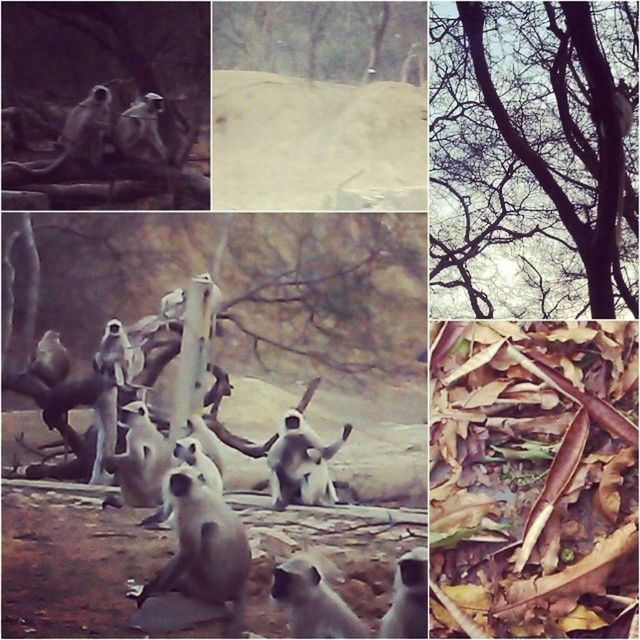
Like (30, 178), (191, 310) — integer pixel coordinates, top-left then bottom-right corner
(1, 375), (427, 638)
(212, 71), (427, 211)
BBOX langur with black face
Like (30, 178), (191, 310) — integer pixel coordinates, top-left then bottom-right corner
(186, 413), (225, 477)
(104, 400), (172, 507)
(115, 92), (168, 162)
(93, 318), (144, 386)
(271, 553), (368, 638)
(142, 436), (224, 529)
(4, 85), (112, 175)
(378, 548), (427, 638)
(135, 466), (251, 636)
(267, 409), (352, 510)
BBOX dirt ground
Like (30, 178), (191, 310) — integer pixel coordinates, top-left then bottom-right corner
(1, 375), (427, 638)
(212, 70), (427, 211)
(2, 484), (425, 638)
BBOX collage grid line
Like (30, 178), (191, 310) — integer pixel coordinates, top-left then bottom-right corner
(0, 1), (638, 639)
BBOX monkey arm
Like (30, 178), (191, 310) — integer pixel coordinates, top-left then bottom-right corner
(200, 522), (219, 564)
(145, 123), (168, 160)
(315, 424), (353, 460)
(103, 452), (129, 473)
(137, 552), (194, 607)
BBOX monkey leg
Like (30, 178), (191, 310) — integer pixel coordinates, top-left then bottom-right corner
(226, 590), (246, 638)
(137, 553), (192, 607)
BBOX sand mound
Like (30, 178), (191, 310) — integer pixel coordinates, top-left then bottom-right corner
(212, 70), (427, 211)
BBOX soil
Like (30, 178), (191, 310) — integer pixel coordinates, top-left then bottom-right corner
(1, 375), (427, 638)
(2, 484), (425, 638)
(212, 70), (427, 211)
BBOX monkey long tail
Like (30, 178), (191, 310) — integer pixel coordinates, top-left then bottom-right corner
(3, 149), (72, 176)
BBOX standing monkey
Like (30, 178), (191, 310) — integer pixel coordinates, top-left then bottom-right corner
(94, 318), (143, 386)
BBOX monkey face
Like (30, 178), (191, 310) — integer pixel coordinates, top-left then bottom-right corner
(144, 93), (164, 113)
(285, 415), (301, 430)
(271, 568), (292, 600)
(108, 321), (121, 335)
(174, 440), (198, 465)
(169, 471), (192, 497)
(94, 86), (111, 102)
(272, 563), (321, 602)
(399, 558), (426, 588)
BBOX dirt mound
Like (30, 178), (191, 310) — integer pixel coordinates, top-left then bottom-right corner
(212, 70), (427, 211)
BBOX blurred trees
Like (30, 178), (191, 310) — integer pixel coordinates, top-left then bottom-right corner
(212, 2), (427, 84)
(2, 2), (210, 102)
(429, 1), (638, 319)
(1, 212), (426, 381)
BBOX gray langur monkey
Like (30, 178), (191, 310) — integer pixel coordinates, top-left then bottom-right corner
(267, 409), (352, 510)
(4, 85), (112, 175)
(160, 287), (186, 321)
(614, 79), (633, 138)
(139, 431), (223, 529)
(271, 553), (368, 638)
(378, 548), (427, 639)
(104, 400), (172, 507)
(30, 330), (70, 387)
(186, 413), (225, 477)
(115, 92), (168, 162)
(136, 465), (251, 636)
(172, 437), (223, 496)
(93, 318), (144, 387)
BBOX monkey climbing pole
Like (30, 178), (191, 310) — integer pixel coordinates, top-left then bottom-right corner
(170, 273), (222, 443)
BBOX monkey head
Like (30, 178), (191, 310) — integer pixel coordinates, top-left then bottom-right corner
(120, 400), (153, 429)
(144, 92), (164, 113)
(282, 409), (305, 434)
(173, 437), (200, 466)
(271, 555), (322, 604)
(41, 329), (61, 342)
(168, 466), (207, 499)
(92, 85), (112, 103)
(106, 318), (124, 336)
(397, 547), (427, 593)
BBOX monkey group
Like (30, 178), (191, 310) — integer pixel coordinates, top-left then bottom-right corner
(97, 388), (423, 637)
(3, 84), (169, 176)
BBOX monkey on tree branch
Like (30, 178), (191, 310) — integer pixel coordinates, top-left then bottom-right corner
(1, 305), (278, 483)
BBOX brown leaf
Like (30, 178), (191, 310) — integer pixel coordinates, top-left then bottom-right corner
(431, 321), (469, 373)
(514, 409), (589, 572)
(494, 522), (638, 622)
(462, 379), (512, 409)
(513, 346), (638, 447)
(596, 447), (636, 523)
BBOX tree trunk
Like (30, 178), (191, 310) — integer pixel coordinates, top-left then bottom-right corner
(362, 3), (390, 84)
(16, 213), (40, 371)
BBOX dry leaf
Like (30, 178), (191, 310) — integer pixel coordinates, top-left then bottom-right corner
(494, 522), (638, 622)
(596, 447), (637, 523)
(558, 604), (607, 632)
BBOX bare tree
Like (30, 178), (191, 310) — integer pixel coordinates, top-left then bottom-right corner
(430, 2), (638, 319)
(359, 2), (390, 83)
